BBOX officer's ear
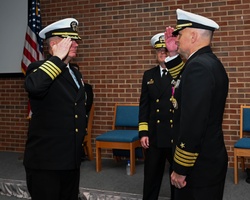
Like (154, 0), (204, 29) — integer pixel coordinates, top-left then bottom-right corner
(47, 37), (60, 48)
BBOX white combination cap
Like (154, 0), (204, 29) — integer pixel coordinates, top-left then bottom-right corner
(39, 18), (81, 40)
(150, 33), (166, 49)
(173, 9), (219, 35)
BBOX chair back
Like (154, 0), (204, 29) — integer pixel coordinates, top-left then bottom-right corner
(110, 103), (143, 159)
(112, 103), (139, 130)
(240, 105), (250, 138)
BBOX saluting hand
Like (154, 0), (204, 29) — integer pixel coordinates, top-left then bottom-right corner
(164, 26), (178, 57)
(52, 37), (72, 60)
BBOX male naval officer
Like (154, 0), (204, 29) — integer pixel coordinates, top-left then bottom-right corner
(139, 31), (184, 200)
(23, 18), (86, 200)
(170, 9), (228, 200)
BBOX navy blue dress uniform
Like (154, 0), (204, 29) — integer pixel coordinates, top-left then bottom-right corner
(171, 9), (229, 200)
(23, 18), (85, 200)
(139, 33), (184, 200)
(24, 59), (86, 169)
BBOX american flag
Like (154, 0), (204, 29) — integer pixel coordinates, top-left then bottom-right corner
(21, 0), (44, 118)
(21, 0), (44, 75)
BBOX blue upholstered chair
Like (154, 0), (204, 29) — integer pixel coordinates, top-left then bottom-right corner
(234, 105), (250, 184)
(95, 103), (142, 175)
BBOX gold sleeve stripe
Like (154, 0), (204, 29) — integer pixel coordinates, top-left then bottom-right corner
(174, 156), (195, 167)
(46, 61), (62, 74)
(42, 62), (60, 75)
(169, 61), (184, 73)
(173, 146), (199, 167)
(139, 122), (148, 131)
(176, 146), (199, 157)
(41, 64), (57, 78)
(39, 60), (62, 80)
(169, 62), (184, 79)
(40, 67), (55, 80)
(175, 151), (196, 163)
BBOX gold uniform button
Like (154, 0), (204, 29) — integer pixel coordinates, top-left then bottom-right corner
(75, 103), (77, 106)
(156, 99), (159, 103)
(170, 120), (173, 123)
(75, 128), (78, 133)
(156, 109), (160, 112)
(171, 139), (173, 143)
(75, 115), (78, 118)
(157, 120), (160, 123)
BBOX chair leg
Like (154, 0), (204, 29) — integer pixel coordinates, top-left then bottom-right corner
(96, 146), (102, 172)
(234, 153), (238, 184)
(129, 147), (136, 175)
(86, 143), (93, 161)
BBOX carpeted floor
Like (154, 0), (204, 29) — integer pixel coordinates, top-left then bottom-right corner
(0, 152), (249, 200)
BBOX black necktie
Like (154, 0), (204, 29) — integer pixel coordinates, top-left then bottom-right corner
(162, 69), (167, 77)
(161, 69), (168, 85)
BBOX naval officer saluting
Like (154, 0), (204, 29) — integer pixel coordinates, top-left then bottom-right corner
(23, 18), (86, 200)
(170, 9), (229, 200)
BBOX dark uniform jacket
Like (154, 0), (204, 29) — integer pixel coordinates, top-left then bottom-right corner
(139, 56), (184, 148)
(172, 46), (229, 187)
(23, 56), (86, 170)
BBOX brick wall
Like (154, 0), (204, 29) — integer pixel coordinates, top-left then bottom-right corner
(0, 0), (250, 168)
